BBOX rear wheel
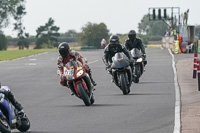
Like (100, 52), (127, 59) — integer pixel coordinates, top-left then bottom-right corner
(77, 83), (91, 106)
(120, 74), (128, 95)
(0, 115), (11, 133)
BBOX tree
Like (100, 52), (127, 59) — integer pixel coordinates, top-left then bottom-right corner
(138, 14), (168, 37)
(13, 4), (29, 49)
(0, 0), (25, 29)
(78, 22), (109, 48)
(0, 0), (26, 50)
(35, 18), (60, 49)
(59, 30), (77, 43)
(0, 32), (7, 50)
(195, 25), (200, 40)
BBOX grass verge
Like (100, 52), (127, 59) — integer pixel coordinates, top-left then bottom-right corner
(0, 49), (57, 61)
(0, 47), (81, 61)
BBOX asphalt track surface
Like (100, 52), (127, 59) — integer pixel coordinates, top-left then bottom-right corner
(0, 48), (176, 133)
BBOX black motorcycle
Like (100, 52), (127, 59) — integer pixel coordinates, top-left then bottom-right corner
(130, 48), (146, 83)
(106, 53), (132, 95)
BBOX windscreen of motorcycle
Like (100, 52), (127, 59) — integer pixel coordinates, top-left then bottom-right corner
(65, 62), (75, 80)
(131, 48), (141, 58)
(65, 61), (84, 80)
(111, 53), (129, 69)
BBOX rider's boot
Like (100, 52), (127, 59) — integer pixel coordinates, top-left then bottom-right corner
(90, 76), (97, 86)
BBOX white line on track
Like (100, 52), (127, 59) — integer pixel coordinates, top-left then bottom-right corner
(168, 48), (181, 133)
(88, 60), (98, 65)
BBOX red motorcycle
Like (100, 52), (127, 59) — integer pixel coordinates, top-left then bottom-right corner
(63, 60), (95, 106)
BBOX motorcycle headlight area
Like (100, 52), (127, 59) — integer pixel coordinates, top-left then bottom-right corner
(76, 70), (84, 77)
(66, 69), (75, 80)
(136, 58), (143, 62)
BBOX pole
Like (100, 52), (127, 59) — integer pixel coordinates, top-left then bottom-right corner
(193, 42), (198, 78)
(197, 59), (200, 91)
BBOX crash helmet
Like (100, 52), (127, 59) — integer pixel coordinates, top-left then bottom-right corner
(109, 35), (119, 45)
(128, 30), (136, 40)
(58, 42), (70, 57)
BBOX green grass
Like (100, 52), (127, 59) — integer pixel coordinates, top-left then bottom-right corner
(0, 49), (58, 61)
(0, 47), (81, 61)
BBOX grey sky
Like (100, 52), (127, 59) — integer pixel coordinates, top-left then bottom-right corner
(4, 0), (200, 37)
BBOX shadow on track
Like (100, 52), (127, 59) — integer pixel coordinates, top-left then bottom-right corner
(53, 103), (128, 108)
(12, 131), (54, 133)
(135, 81), (174, 84)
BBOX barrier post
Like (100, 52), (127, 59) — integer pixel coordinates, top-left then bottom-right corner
(193, 42), (198, 78)
(197, 59), (200, 91)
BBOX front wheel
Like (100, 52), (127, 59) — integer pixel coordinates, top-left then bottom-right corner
(119, 74), (129, 95)
(0, 115), (11, 133)
(90, 93), (95, 105)
(133, 65), (140, 83)
(77, 83), (91, 106)
(17, 115), (30, 132)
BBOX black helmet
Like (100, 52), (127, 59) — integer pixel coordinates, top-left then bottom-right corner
(128, 30), (136, 40)
(58, 42), (70, 57)
(109, 35), (119, 45)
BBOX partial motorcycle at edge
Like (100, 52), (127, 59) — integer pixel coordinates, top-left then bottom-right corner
(0, 88), (30, 133)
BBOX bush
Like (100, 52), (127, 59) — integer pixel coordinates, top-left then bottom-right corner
(0, 34), (7, 50)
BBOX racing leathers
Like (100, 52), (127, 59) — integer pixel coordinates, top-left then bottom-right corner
(125, 37), (146, 58)
(103, 43), (132, 68)
(57, 50), (96, 87)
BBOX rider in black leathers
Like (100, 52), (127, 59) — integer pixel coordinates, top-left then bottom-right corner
(103, 35), (133, 70)
(125, 30), (146, 60)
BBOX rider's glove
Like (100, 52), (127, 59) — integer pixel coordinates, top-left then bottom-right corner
(106, 64), (111, 70)
(60, 74), (66, 81)
(142, 54), (146, 59)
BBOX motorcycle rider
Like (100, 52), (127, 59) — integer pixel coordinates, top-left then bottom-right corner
(57, 42), (97, 93)
(103, 35), (133, 71)
(0, 82), (24, 114)
(125, 30), (146, 62)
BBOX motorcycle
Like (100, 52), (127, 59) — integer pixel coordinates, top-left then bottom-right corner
(106, 53), (132, 95)
(130, 48), (146, 83)
(63, 60), (95, 106)
(0, 88), (30, 133)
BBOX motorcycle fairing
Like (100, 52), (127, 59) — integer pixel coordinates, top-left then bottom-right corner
(0, 99), (12, 124)
(111, 53), (130, 69)
(131, 48), (141, 59)
(65, 61), (85, 81)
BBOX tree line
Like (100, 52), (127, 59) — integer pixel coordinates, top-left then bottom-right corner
(0, 0), (185, 50)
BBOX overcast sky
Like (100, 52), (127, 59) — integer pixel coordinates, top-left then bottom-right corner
(3, 0), (200, 37)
